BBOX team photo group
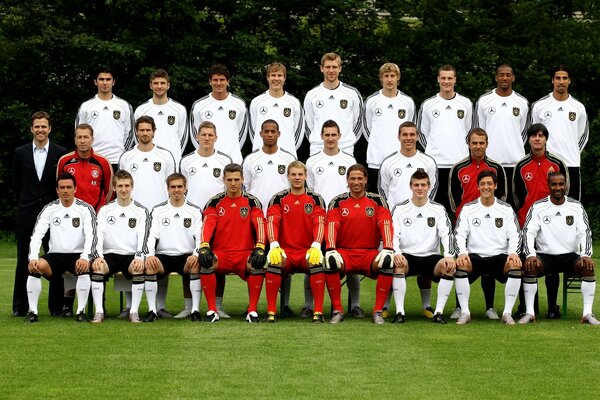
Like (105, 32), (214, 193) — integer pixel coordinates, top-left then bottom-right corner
(13, 51), (598, 326)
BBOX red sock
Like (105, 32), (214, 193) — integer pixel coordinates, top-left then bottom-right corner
(325, 273), (343, 312)
(265, 272), (282, 314)
(201, 273), (217, 312)
(247, 274), (264, 313)
(310, 272), (325, 314)
(374, 274), (393, 312)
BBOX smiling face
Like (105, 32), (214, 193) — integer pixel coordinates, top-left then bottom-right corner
(437, 70), (456, 95)
(347, 170), (367, 197)
(552, 71), (571, 96)
(209, 74), (229, 96)
(478, 176), (497, 202)
(399, 126), (418, 153)
(548, 174), (566, 202)
(267, 69), (286, 92)
(321, 59), (341, 84)
(495, 66), (514, 91)
(168, 178), (186, 203)
(150, 77), (170, 99)
(31, 118), (51, 145)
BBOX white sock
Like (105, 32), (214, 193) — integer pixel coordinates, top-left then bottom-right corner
(392, 275), (406, 315)
(190, 275), (201, 313)
(435, 278), (454, 314)
(91, 280), (104, 313)
(125, 291), (132, 309)
(157, 275), (169, 310)
(184, 297), (193, 311)
(130, 277), (144, 314)
(284, 274), (292, 307)
(503, 277), (521, 315)
(75, 274), (91, 314)
(304, 274), (314, 308)
(523, 282), (537, 316)
(347, 274), (361, 308)
(455, 277), (471, 315)
(27, 275), (42, 314)
(420, 288), (432, 309)
(216, 296), (223, 308)
(145, 280), (158, 313)
(581, 280), (596, 316)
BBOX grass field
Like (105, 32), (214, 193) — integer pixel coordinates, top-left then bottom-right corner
(1, 241), (599, 399)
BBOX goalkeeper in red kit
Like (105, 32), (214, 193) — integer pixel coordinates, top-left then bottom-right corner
(324, 164), (395, 324)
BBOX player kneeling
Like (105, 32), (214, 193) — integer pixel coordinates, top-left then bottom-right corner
(323, 164), (395, 325)
(264, 161), (327, 323)
(391, 170), (456, 324)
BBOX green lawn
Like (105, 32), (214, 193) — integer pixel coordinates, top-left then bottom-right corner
(1, 243), (599, 399)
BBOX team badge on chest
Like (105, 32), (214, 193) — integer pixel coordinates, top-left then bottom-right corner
(457, 110), (465, 119)
(72, 218), (80, 228)
(365, 207), (375, 217)
(495, 218), (503, 228)
(154, 162), (162, 172)
(340, 99), (348, 109)
(338, 166), (346, 175)
(304, 203), (313, 215)
(278, 165), (286, 174)
(398, 109), (406, 119)
(183, 218), (192, 228)
(240, 207), (249, 217)
(213, 168), (221, 177)
(427, 217), (435, 227)
(513, 107), (520, 117)
(229, 110), (236, 119)
(168, 116), (176, 125)
(128, 218), (137, 228)
(113, 110), (121, 120)
(569, 112), (576, 121)
(283, 108), (291, 117)
(566, 215), (574, 226)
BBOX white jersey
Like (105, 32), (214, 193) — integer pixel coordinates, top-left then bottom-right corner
(522, 196), (592, 257)
(391, 199), (455, 257)
(304, 82), (363, 155)
(529, 93), (588, 167)
(417, 93), (473, 168)
(249, 91), (303, 158)
(378, 150), (438, 208)
(134, 98), (188, 165)
(188, 93), (247, 164)
(75, 94), (135, 164)
(363, 89), (416, 168)
(475, 90), (529, 167)
(146, 201), (202, 256)
(242, 148), (296, 214)
(455, 198), (520, 257)
(118, 145), (176, 210)
(96, 200), (149, 258)
(180, 150), (233, 209)
(29, 199), (97, 261)
(306, 150), (356, 207)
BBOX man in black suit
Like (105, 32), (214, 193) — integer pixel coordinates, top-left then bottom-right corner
(12, 111), (68, 316)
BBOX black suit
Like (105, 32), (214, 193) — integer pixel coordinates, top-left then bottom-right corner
(13, 141), (67, 315)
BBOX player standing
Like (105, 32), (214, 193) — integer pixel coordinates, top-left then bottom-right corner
(75, 64), (134, 167)
(529, 65), (587, 200)
(134, 69), (188, 165)
(521, 172), (597, 325)
(265, 161), (326, 322)
(25, 173), (96, 323)
(304, 52), (363, 155)
(454, 170), (522, 325)
(324, 164), (394, 324)
(198, 163), (267, 323)
(249, 62), (303, 158)
(391, 170), (456, 323)
(91, 170), (148, 323)
(189, 64), (247, 164)
(363, 62), (416, 185)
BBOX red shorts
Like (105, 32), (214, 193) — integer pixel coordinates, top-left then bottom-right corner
(283, 250), (308, 274)
(214, 250), (251, 279)
(337, 249), (378, 278)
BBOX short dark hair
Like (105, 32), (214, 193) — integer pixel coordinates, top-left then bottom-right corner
(150, 69), (169, 82)
(261, 119), (279, 131)
(477, 169), (497, 184)
(410, 170), (430, 185)
(113, 170), (134, 186)
(166, 172), (187, 187)
(57, 172), (76, 188)
(224, 163), (243, 177)
(552, 64), (571, 80)
(398, 121), (417, 134)
(75, 123), (94, 137)
(547, 171), (566, 185)
(495, 64), (513, 75)
(135, 115), (156, 131)
(198, 121), (217, 135)
(209, 64), (230, 80)
(527, 123), (549, 140)
(31, 111), (51, 127)
(467, 127), (488, 143)
(94, 64), (114, 80)
(347, 164), (368, 179)
(321, 119), (340, 134)
(438, 64), (456, 76)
